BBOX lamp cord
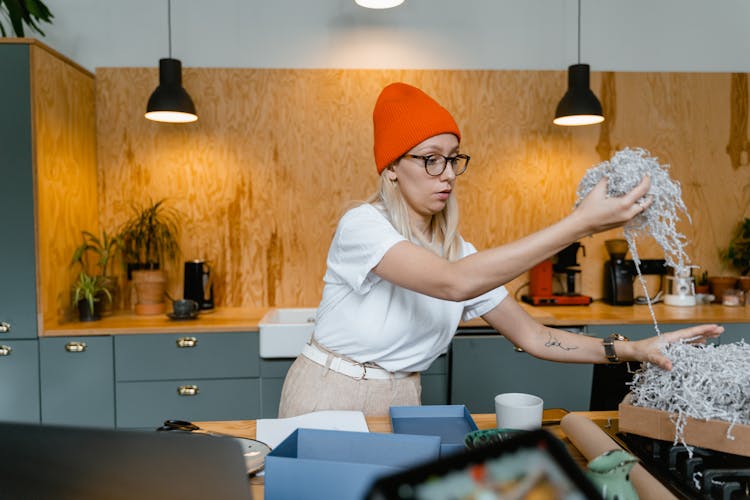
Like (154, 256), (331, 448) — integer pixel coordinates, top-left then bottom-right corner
(167, 0), (172, 59)
(577, 0), (581, 64)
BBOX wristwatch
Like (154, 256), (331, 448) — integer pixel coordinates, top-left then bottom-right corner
(603, 333), (629, 363)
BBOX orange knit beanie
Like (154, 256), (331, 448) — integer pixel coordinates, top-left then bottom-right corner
(372, 82), (461, 174)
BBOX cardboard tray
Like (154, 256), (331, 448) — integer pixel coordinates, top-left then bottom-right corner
(619, 393), (750, 457)
(390, 405), (478, 457)
(264, 428), (441, 500)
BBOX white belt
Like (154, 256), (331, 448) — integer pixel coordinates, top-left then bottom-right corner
(301, 342), (412, 380)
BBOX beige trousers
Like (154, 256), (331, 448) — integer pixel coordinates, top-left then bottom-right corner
(278, 353), (422, 418)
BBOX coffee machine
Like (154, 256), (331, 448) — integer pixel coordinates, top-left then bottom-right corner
(603, 239), (667, 305)
(522, 242), (592, 306)
(184, 260), (215, 310)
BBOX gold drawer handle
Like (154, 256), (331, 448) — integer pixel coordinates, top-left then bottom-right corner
(65, 341), (87, 353)
(176, 337), (198, 348)
(0, 322), (10, 333)
(177, 385), (199, 396)
(0, 345), (11, 356)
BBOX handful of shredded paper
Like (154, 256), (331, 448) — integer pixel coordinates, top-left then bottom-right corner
(629, 341), (750, 447)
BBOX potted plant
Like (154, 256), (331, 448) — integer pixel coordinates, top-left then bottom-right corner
(721, 217), (750, 293)
(71, 271), (111, 322)
(71, 230), (122, 316)
(694, 270), (710, 295)
(0, 0), (53, 37)
(118, 199), (181, 315)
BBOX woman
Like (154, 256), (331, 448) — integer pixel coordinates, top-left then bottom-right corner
(278, 82), (723, 417)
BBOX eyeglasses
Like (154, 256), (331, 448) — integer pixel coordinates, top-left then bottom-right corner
(402, 153), (471, 176)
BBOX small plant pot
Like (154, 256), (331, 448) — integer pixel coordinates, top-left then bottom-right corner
(77, 299), (100, 322)
(737, 276), (750, 293)
(708, 276), (738, 304)
(694, 284), (710, 294)
(132, 269), (167, 315)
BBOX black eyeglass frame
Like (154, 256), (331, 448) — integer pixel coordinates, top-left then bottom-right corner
(402, 153), (471, 176)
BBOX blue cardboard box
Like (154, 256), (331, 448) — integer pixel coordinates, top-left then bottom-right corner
(390, 405), (478, 456)
(264, 428), (441, 500)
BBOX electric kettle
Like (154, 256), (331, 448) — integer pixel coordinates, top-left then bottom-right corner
(184, 260), (214, 310)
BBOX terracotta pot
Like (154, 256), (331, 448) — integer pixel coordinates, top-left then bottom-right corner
(132, 269), (167, 315)
(738, 276), (750, 292)
(708, 276), (738, 304)
(694, 284), (710, 294)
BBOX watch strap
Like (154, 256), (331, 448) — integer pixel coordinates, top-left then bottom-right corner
(604, 333), (628, 363)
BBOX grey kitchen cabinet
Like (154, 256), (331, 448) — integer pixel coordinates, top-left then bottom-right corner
(0, 44), (38, 341)
(714, 322), (748, 344)
(114, 332), (260, 428)
(259, 358), (293, 418)
(450, 330), (593, 413)
(421, 354), (449, 405)
(258, 353), (450, 418)
(39, 336), (115, 427)
(0, 339), (40, 423)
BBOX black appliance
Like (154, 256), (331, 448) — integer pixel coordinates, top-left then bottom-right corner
(615, 432), (750, 499)
(603, 259), (668, 306)
(184, 260), (214, 310)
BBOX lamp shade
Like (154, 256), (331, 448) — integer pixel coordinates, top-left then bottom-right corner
(553, 64), (604, 126)
(145, 58), (198, 123)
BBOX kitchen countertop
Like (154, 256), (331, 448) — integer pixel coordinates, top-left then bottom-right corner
(41, 301), (750, 337)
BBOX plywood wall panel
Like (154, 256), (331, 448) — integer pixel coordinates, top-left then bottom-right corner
(95, 68), (748, 309)
(32, 45), (97, 327)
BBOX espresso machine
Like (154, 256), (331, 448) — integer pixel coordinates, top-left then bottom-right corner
(522, 242), (592, 306)
(603, 239), (667, 305)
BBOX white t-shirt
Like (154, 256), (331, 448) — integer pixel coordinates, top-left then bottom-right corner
(314, 203), (508, 372)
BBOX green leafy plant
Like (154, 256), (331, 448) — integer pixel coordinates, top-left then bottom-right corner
(119, 199), (181, 271)
(71, 271), (111, 315)
(721, 217), (750, 275)
(71, 230), (122, 276)
(0, 0), (53, 37)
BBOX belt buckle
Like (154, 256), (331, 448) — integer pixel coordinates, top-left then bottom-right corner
(356, 363), (367, 380)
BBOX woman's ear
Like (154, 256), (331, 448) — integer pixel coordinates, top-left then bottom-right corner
(385, 165), (398, 182)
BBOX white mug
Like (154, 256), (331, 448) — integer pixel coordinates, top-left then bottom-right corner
(494, 392), (544, 430)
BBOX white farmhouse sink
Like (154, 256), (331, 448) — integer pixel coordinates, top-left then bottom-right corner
(258, 308), (317, 358)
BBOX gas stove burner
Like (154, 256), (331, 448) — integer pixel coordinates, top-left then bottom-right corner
(616, 432), (750, 499)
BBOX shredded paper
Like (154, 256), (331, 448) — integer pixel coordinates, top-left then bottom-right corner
(576, 147), (748, 448)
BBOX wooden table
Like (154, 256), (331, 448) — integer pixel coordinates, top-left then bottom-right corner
(198, 409), (619, 499)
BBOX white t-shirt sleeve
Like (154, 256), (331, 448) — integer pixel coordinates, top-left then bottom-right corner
(460, 240), (509, 321)
(325, 205), (406, 294)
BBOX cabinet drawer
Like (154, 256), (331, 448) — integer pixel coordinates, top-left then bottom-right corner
(115, 332), (259, 381)
(116, 378), (260, 429)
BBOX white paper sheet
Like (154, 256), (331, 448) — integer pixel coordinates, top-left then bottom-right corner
(256, 410), (369, 449)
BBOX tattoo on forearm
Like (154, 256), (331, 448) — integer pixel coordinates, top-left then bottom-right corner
(544, 332), (578, 351)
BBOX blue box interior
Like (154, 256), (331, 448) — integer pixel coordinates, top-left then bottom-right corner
(264, 428), (441, 500)
(390, 405), (478, 456)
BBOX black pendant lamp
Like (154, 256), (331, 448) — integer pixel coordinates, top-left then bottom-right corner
(145, 0), (197, 123)
(553, 0), (603, 126)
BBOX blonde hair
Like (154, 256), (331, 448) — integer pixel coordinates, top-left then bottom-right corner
(364, 169), (463, 261)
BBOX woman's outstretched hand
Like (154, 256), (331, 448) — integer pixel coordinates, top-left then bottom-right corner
(628, 324), (725, 370)
(572, 176), (652, 236)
